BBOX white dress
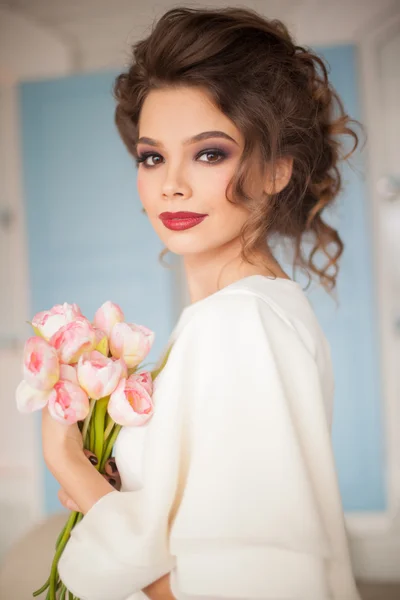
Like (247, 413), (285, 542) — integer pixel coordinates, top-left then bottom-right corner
(58, 275), (362, 600)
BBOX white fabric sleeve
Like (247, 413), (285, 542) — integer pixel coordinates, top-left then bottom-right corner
(58, 487), (176, 599)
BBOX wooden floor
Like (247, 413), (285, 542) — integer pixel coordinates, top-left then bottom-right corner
(357, 581), (400, 600)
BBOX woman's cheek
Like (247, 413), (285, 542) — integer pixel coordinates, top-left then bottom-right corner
(137, 172), (147, 204)
(202, 165), (236, 204)
(137, 172), (157, 218)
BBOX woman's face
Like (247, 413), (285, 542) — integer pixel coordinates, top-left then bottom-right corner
(136, 86), (251, 257)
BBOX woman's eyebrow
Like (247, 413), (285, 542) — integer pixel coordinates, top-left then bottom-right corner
(136, 130), (239, 148)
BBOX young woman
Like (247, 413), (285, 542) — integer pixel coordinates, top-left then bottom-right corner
(42, 7), (363, 600)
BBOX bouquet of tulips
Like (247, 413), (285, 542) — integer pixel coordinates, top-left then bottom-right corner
(15, 301), (170, 600)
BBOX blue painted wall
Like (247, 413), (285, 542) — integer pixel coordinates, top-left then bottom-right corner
(320, 45), (386, 511)
(19, 44), (386, 514)
(287, 45), (386, 511)
(19, 72), (176, 513)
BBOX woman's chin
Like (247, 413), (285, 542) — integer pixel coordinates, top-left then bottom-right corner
(162, 234), (208, 256)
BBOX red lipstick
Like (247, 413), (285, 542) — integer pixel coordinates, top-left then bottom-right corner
(159, 211), (208, 231)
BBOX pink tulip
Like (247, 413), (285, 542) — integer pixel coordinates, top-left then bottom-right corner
(77, 351), (125, 400)
(47, 380), (89, 424)
(120, 358), (128, 379)
(94, 328), (109, 357)
(23, 337), (60, 391)
(108, 376), (154, 426)
(16, 380), (56, 413)
(49, 317), (97, 365)
(93, 301), (124, 337)
(59, 364), (79, 385)
(131, 371), (153, 396)
(109, 322), (155, 368)
(31, 303), (82, 340)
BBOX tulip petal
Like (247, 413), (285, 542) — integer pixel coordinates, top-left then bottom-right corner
(130, 371), (153, 396)
(77, 351), (124, 400)
(23, 336), (60, 391)
(108, 377), (154, 427)
(94, 329), (109, 357)
(109, 322), (155, 368)
(49, 317), (97, 365)
(93, 301), (124, 338)
(16, 380), (54, 413)
(48, 380), (89, 424)
(31, 303), (82, 341)
(60, 364), (79, 384)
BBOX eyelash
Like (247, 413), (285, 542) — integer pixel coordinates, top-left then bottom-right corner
(135, 148), (228, 168)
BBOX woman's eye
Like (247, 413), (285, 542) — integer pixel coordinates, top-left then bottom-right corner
(197, 149), (226, 164)
(136, 153), (163, 167)
(136, 149), (227, 168)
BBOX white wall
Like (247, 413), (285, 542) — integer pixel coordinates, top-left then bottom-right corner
(0, 7), (74, 561)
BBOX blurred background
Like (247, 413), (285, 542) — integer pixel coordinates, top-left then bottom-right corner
(0, 0), (399, 598)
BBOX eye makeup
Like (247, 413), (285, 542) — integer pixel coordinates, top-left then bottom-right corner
(135, 147), (231, 168)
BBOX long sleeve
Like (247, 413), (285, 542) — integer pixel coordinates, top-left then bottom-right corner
(59, 290), (361, 600)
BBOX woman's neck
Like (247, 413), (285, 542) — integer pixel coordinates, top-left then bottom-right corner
(183, 239), (290, 304)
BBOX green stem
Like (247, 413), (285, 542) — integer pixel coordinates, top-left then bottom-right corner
(103, 419), (114, 441)
(89, 402), (96, 453)
(34, 511), (73, 596)
(94, 397), (108, 463)
(99, 424), (121, 472)
(105, 411), (112, 431)
(151, 344), (173, 381)
(33, 576), (50, 597)
(55, 526), (66, 551)
(49, 511), (78, 599)
(82, 398), (96, 445)
(59, 584), (66, 600)
(54, 510), (75, 550)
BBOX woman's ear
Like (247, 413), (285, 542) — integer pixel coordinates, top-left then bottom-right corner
(263, 157), (293, 195)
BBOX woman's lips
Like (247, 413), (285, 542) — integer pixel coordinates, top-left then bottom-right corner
(159, 212), (208, 231)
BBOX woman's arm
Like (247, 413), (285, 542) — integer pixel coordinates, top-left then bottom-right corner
(41, 405), (114, 515)
(50, 445), (175, 599)
(143, 573), (175, 600)
(42, 407), (176, 599)
(53, 447), (115, 513)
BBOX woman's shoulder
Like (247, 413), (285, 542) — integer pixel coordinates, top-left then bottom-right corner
(176, 274), (325, 358)
(159, 274), (334, 429)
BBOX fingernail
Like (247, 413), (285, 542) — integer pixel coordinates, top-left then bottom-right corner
(88, 455), (98, 466)
(108, 460), (117, 473)
(108, 477), (116, 487)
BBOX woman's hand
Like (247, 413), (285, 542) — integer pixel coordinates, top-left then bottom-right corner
(41, 405), (84, 477)
(58, 451), (121, 512)
(41, 406), (116, 514)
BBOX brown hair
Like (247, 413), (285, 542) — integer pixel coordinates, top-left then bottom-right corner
(113, 6), (363, 292)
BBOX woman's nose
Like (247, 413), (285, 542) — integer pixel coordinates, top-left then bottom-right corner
(161, 163), (192, 200)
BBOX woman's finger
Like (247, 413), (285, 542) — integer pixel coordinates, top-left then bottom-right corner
(104, 457), (118, 476)
(83, 449), (98, 466)
(58, 487), (80, 512)
(83, 450), (121, 489)
(103, 473), (122, 490)
(104, 458), (121, 490)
